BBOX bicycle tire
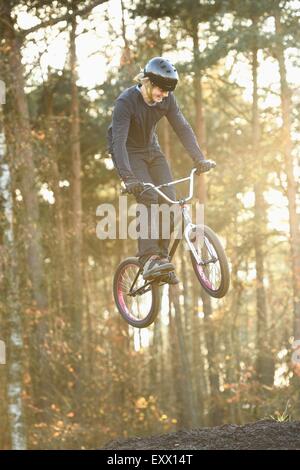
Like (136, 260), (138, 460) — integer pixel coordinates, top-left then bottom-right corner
(190, 225), (230, 298)
(113, 257), (160, 328)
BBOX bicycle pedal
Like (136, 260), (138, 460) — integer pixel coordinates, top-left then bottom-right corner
(156, 276), (168, 286)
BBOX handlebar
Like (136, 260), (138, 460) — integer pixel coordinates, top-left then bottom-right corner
(121, 161), (216, 204)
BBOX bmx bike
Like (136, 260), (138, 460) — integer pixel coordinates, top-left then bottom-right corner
(113, 166), (230, 328)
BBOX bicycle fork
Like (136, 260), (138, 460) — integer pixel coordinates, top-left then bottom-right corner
(184, 205), (204, 264)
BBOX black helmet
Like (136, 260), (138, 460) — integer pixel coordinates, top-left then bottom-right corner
(144, 57), (178, 91)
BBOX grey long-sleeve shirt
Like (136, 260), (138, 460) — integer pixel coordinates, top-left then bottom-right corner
(107, 85), (204, 180)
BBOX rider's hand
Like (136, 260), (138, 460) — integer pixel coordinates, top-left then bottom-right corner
(124, 176), (144, 196)
(195, 159), (216, 175)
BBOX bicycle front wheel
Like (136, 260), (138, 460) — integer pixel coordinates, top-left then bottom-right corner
(190, 225), (230, 298)
(113, 257), (160, 328)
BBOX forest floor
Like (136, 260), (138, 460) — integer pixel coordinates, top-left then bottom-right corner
(104, 420), (300, 450)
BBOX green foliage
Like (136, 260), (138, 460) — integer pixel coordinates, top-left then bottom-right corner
(270, 400), (291, 422)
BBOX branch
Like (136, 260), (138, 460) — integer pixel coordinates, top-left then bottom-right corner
(19, 0), (108, 38)
(23, 25), (69, 82)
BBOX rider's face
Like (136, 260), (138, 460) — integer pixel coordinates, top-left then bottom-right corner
(151, 85), (169, 102)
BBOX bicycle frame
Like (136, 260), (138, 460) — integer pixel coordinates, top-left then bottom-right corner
(139, 167), (203, 263)
(127, 167), (205, 295)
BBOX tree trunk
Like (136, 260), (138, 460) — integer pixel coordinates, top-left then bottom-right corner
(43, 80), (70, 312)
(0, 145), (27, 449)
(274, 11), (300, 341)
(2, 6), (48, 312)
(191, 288), (205, 425)
(119, 0), (134, 75)
(170, 284), (198, 428)
(192, 19), (207, 203)
(51, 148), (70, 308)
(70, 13), (83, 331)
(69, 15), (85, 413)
(168, 295), (185, 428)
(251, 41), (274, 385)
(7, 230), (27, 449)
(191, 19), (222, 425)
(2, 5), (50, 411)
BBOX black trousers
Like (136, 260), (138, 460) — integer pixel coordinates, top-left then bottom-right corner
(127, 147), (176, 265)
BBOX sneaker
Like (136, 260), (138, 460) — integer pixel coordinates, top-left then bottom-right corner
(143, 255), (174, 281)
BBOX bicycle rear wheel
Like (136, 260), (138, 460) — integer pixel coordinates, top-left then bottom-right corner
(190, 225), (230, 298)
(113, 257), (160, 328)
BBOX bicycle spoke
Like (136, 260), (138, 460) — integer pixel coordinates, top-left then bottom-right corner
(117, 263), (153, 321)
(192, 234), (222, 291)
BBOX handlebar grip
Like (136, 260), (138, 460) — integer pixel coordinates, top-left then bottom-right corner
(121, 183), (148, 195)
(195, 160), (216, 174)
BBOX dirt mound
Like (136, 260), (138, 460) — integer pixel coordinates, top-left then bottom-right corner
(104, 420), (300, 450)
